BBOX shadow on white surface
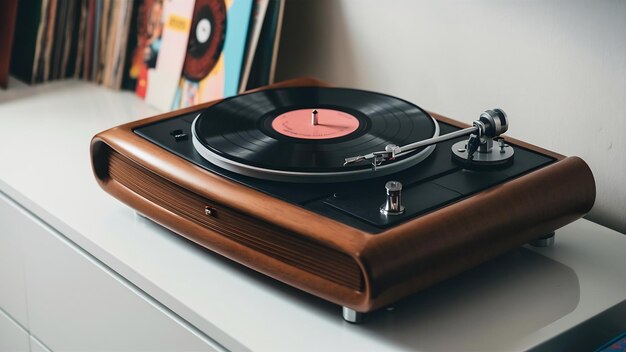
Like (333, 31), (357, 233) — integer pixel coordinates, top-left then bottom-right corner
(135, 213), (579, 351)
(0, 78), (79, 104)
(360, 248), (580, 351)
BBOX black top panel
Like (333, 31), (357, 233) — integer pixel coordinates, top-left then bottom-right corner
(135, 112), (555, 234)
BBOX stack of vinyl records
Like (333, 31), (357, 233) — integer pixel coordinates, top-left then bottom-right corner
(10, 0), (135, 88)
(6, 0), (284, 110)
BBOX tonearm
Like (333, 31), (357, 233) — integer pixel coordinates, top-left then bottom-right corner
(343, 109), (513, 169)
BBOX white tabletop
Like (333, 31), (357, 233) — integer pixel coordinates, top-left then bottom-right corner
(1, 78), (625, 352)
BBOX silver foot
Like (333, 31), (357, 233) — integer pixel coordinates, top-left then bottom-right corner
(530, 232), (555, 247)
(342, 307), (368, 323)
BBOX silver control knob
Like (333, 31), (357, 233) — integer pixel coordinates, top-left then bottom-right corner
(380, 181), (405, 216)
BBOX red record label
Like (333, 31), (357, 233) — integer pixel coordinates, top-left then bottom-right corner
(271, 109), (360, 140)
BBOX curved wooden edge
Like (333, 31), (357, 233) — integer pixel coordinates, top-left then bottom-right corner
(100, 172), (368, 308)
(360, 156), (595, 310)
(91, 77), (373, 309)
(91, 131), (368, 251)
(90, 77), (597, 312)
(92, 135), (374, 309)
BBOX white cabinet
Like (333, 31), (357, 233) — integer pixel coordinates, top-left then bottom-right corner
(0, 192), (219, 351)
(29, 336), (51, 352)
(0, 193), (29, 328)
(0, 309), (29, 352)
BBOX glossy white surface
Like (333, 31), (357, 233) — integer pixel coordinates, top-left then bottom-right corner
(0, 192), (217, 351)
(1, 78), (625, 351)
(29, 336), (51, 352)
(0, 308), (29, 352)
(0, 194), (29, 328)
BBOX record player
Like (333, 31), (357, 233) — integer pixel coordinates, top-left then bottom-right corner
(90, 78), (595, 323)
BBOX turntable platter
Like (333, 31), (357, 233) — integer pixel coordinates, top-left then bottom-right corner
(191, 87), (439, 182)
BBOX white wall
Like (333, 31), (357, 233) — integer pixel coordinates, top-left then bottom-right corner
(275, 0), (626, 233)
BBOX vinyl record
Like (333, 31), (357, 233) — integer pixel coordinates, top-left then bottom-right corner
(183, 0), (226, 81)
(192, 87), (439, 182)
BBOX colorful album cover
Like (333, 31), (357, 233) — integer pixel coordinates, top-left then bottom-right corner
(172, 0), (253, 109)
(129, 0), (156, 98)
(144, 0), (195, 111)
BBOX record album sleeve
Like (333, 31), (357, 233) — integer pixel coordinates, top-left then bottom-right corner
(238, 0), (268, 93)
(145, 0), (195, 111)
(10, 0), (44, 84)
(0, 0), (18, 88)
(172, 0), (253, 109)
(245, 0), (283, 90)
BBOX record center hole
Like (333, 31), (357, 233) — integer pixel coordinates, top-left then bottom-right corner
(196, 18), (212, 43)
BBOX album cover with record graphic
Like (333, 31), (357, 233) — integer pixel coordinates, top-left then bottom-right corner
(172, 0), (253, 109)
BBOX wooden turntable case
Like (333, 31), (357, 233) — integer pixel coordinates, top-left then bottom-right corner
(90, 78), (595, 313)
